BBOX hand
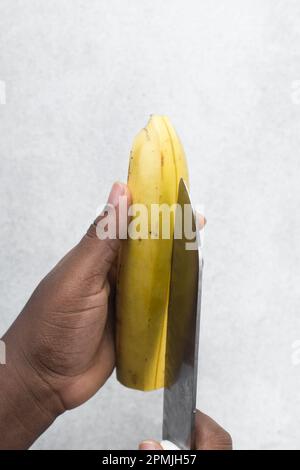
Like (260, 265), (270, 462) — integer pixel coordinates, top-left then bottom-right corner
(1, 182), (131, 448)
(139, 410), (232, 450)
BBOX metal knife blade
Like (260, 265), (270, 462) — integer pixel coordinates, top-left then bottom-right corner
(162, 178), (203, 450)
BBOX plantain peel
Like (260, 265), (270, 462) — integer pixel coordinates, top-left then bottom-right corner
(116, 115), (189, 391)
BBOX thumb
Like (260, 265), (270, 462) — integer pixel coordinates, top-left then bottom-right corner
(79, 181), (131, 281)
(139, 440), (163, 450)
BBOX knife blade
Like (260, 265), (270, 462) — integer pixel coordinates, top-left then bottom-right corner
(162, 178), (203, 450)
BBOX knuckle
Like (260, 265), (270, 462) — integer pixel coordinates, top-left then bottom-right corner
(206, 429), (232, 450)
(86, 222), (98, 239)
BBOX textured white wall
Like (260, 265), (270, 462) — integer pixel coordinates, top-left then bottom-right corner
(0, 0), (300, 450)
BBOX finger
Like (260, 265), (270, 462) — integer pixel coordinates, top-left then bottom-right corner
(196, 212), (206, 230)
(194, 410), (232, 450)
(108, 257), (118, 287)
(139, 440), (163, 450)
(78, 182), (131, 284)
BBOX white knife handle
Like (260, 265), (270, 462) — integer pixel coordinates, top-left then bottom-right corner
(160, 440), (180, 450)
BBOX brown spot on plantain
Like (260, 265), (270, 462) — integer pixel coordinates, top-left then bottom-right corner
(143, 127), (151, 141)
(131, 372), (138, 385)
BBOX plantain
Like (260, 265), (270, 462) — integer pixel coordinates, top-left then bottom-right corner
(116, 115), (189, 391)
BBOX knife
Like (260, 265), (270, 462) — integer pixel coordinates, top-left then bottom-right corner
(161, 178), (203, 450)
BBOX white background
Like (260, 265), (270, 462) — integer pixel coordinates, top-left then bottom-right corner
(0, 0), (300, 450)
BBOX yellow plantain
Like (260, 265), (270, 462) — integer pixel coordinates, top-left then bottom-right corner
(116, 115), (189, 391)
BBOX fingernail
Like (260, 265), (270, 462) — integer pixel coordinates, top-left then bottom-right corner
(198, 214), (207, 230)
(107, 182), (126, 207)
(139, 440), (161, 450)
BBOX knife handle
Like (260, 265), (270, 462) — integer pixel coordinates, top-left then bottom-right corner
(160, 440), (180, 450)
